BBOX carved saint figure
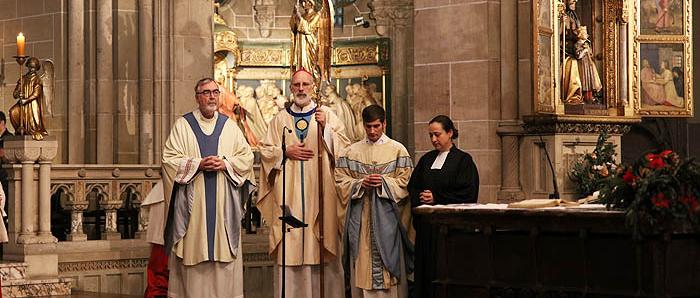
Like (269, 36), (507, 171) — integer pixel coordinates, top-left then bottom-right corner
(290, 0), (332, 90)
(561, 0), (583, 104)
(256, 80), (287, 124)
(345, 83), (379, 141)
(237, 85), (268, 143)
(322, 85), (359, 142)
(575, 26), (602, 102)
(291, 0), (321, 85)
(11, 57), (52, 140)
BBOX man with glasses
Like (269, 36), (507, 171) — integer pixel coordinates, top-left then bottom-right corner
(151, 77), (255, 297)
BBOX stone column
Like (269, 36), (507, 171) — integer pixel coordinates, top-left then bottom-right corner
(65, 201), (89, 241)
(140, 0), (155, 164)
(37, 143), (58, 242)
(370, 0), (414, 150)
(100, 199), (123, 240)
(97, 0), (115, 164)
(68, 0), (86, 163)
(4, 136), (59, 278)
(497, 0), (524, 202)
(19, 154), (37, 242)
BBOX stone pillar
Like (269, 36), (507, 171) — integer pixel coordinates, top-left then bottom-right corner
(19, 154), (37, 242)
(97, 0), (115, 164)
(4, 136), (59, 278)
(37, 146), (58, 241)
(101, 182), (122, 240)
(140, 0), (155, 164)
(370, 0), (414, 151)
(100, 200), (123, 240)
(497, 0), (525, 202)
(65, 201), (89, 241)
(68, 0), (86, 163)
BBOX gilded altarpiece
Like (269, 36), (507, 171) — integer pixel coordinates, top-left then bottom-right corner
(632, 0), (693, 116)
(533, 0), (693, 118)
(230, 38), (392, 142)
(523, 0), (692, 200)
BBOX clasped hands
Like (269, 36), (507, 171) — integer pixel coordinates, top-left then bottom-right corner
(198, 156), (226, 171)
(362, 174), (383, 189)
(419, 190), (434, 205)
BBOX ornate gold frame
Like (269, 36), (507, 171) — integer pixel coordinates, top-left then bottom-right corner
(631, 0), (693, 117)
(532, 0), (639, 119)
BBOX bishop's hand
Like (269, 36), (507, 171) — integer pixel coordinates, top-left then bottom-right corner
(285, 142), (314, 161)
(315, 109), (327, 130)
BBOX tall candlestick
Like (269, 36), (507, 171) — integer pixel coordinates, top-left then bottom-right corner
(17, 32), (26, 56)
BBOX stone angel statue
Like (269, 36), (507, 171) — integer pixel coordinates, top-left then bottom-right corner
(10, 58), (54, 140)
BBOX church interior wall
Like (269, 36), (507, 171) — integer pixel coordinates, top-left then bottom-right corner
(0, 0), (68, 162)
(414, 0), (503, 203)
(1, 0), (215, 164)
(219, 0), (379, 43)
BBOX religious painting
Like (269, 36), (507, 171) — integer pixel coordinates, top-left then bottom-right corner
(537, 35), (553, 108)
(636, 42), (691, 115)
(532, 0), (557, 114)
(639, 0), (684, 35)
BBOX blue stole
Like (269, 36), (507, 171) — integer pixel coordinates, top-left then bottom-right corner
(285, 106), (316, 233)
(183, 112), (228, 261)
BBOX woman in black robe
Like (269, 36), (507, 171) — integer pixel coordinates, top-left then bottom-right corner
(408, 115), (479, 297)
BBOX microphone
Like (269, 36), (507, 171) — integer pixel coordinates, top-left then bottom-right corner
(537, 134), (560, 200)
(281, 126), (292, 163)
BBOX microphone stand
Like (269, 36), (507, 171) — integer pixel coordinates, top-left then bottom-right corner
(538, 134), (560, 200)
(279, 126), (306, 298)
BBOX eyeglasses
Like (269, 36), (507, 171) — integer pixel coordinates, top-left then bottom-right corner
(196, 89), (221, 97)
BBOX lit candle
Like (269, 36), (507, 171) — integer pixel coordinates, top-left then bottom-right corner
(17, 32), (25, 56)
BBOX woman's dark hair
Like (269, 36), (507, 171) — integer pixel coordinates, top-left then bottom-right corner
(429, 115), (458, 139)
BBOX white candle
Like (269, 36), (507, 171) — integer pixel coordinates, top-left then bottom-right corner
(17, 32), (25, 56)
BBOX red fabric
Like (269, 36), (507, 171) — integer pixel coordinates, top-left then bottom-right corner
(144, 244), (169, 298)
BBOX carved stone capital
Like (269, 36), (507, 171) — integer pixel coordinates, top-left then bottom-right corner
(38, 141), (58, 162)
(3, 136), (57, 163)
(64, 201), (89, 212)
(369, 0), (413, 35)
(254, 0), (275, 38)
(99, 200), (123, 211)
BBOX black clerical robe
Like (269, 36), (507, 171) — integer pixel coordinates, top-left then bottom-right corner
(408, 145), (479, 298)
(408, 146), (479, 206)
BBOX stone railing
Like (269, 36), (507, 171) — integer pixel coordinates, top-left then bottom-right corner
(50, 165), (161, 241)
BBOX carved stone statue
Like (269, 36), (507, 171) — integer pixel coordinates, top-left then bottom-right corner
(256, 80), (286, 124)
(345, 82), (379, 140)
(575, 26), (602, 102)
(236, 85), (268, 143)
(561, 0), (584, 104)
(10, 57), (53, 141)
(322, 85), (359, 142)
